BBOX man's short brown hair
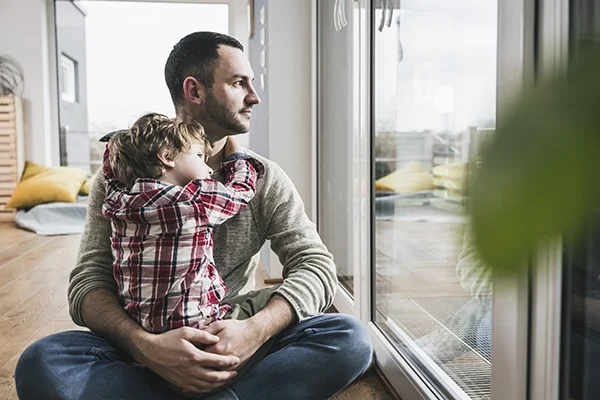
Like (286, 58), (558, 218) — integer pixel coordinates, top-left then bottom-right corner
(108, 113), (210, 189)
(164, 32), (244, 106)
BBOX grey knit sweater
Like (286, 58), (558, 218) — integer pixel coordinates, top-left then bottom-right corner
(68, 151), (337, 326)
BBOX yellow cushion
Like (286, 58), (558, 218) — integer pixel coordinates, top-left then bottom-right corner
(375, 162), (434, 193)
(20, 161), (49, 182)
(5, 161), (89, 209)
(79, 171), (98, 195)
(432, 163), (466, 179)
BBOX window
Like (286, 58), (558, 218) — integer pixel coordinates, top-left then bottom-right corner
(372, 1), (497, 397)
(54, 0), (228, 172)
(60, 54), (77, 103)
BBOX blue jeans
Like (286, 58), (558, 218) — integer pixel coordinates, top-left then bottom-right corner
(15, 314), (373, 400)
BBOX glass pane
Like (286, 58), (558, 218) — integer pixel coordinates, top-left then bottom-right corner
(54, 0), (228, 172)
(318, 0), (358, 295)
(561, 2), (600, 399)
(562, 210), (600, 400)
(372, 0), (497, 398)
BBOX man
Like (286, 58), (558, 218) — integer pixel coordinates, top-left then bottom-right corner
(14, 32), (373, 399)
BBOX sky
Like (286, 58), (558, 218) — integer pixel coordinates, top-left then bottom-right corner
(80, 1), (228, 133)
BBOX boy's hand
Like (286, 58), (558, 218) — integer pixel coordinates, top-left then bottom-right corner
(224, 137), (242, 157)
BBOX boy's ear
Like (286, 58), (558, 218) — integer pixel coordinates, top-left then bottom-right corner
(182, 77), (205, 105)
(157, 151), (176, 168)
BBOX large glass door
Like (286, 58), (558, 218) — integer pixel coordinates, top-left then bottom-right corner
(560, 1), (600, 398)
(371, 1), (497, 397)
(317, 0), (535, 398)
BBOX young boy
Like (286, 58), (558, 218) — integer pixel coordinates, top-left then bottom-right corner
(102, 112), (267, 334)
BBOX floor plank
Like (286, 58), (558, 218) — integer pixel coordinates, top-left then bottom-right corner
(334, 369), (399, 400)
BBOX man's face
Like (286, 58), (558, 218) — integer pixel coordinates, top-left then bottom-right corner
(201, 46), (260, 136)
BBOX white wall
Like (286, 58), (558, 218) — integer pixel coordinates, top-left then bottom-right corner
(245, 0), (315, 278)
(266, 1), (314, 220)
(0, 0), (58, 166)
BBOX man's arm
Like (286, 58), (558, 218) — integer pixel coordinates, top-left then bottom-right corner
(68, 166), (121, 326)
(204, 160), (335, 362)
(260, 161), (338, 320)
(245, 295), (295, 347)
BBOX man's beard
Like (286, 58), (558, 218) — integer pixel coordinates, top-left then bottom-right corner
(205, 91), (248, 134)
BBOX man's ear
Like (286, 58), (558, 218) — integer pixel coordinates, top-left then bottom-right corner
(157, 151), (176, 169)
(183, 77), (205, 105)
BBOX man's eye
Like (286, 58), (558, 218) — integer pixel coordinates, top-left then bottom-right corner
(233, 81), (242, 87)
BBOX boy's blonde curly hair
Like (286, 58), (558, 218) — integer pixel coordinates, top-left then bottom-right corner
(108, 113), (210, 189)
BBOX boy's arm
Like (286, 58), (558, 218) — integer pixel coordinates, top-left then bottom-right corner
(188, 157), (265, 226)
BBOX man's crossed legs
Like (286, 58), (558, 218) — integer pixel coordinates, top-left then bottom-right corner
(15, 314), (373, 400)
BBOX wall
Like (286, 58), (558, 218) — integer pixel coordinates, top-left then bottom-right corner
(267, 1), (312, 219)
(246, 0), (314, 277)
(0, 0), (57, 167)
(248, 0), (269, 158)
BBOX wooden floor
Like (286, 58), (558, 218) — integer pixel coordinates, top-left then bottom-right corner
(0, 222), (397, 400)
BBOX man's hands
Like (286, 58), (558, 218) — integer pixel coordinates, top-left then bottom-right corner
(136, 327), (241, 395)
(224, 136), (242, 157)
(203, 319), (266, 369)
(132, 295), (295, 394)
(203, 295), (296, 369)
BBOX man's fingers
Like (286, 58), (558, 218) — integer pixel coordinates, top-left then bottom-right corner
(194, 351), (240, 369)
(199, 369), (238, 383)
(179, 369), (237, 394)
(203, 321), (225, 335)
(181, 327), (219, 344)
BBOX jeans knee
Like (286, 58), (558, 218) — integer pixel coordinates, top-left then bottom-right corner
(15, 337), (51, 399)
(331, 314), (374, 375)
(15, 331), (83, 400)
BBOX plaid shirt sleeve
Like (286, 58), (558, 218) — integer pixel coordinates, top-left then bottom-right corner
(185, 158), (264, 226)
(102, 144), (117, 181)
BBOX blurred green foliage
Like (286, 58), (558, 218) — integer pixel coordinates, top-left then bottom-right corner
(470, 51), (600, 275)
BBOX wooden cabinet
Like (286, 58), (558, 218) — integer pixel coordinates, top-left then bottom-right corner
(0, 96), (25, 220)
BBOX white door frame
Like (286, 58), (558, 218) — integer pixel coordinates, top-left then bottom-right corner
(319, 0), (539, 398)
(529, 1), (570, 399)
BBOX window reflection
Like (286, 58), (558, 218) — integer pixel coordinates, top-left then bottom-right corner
(563, 209), (600, 399)
(373, 0), (497, 398)
(562, 3), (600, 397)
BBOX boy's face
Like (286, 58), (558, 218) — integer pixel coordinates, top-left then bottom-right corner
(170, 142), (213, 185)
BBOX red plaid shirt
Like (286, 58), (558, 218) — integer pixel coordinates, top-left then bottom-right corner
(101, 148), (262, 333)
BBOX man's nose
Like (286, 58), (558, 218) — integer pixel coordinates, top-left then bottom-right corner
(246, 86), (261, 106)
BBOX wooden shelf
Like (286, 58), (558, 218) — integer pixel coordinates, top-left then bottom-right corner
(0, 96), (24, 221)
